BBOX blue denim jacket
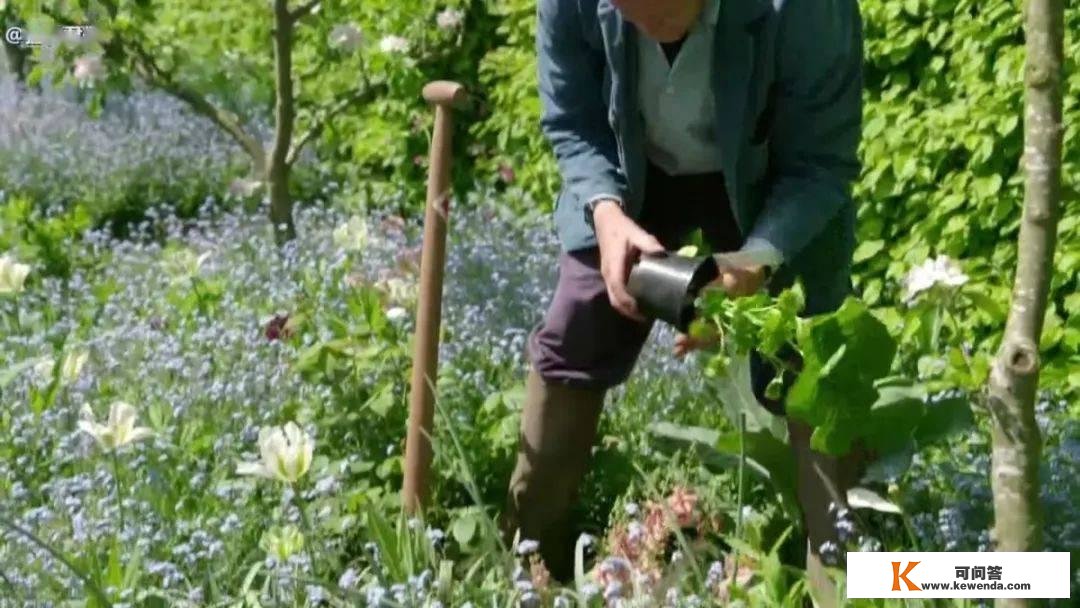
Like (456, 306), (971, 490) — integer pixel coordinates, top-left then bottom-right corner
(536, 0), (863, 314)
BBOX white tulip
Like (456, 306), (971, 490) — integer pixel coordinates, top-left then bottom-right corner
(902, 255), (969, 303)
(236, 422), (314, 484)
(33, 357), (55, 383)
(0, 254), (31, 294)
(164, 248), (212, 279)
(260, 525), (305, 561)
(436, 9), (464, 30)
(332, 216), (369, 252)
(78, 401), (154, 451)
(329, 24), (363, 52)
(382, 277), (417, 306)
(379, 35), (410, 54)
(34, 350), (89, 386)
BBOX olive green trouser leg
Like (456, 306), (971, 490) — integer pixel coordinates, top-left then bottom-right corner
(503, 369), (606, 582)
(789, 419), (865, 608)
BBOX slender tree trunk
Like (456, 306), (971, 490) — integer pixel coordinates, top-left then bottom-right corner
(269, 0), (297, 244)
(987, 2), (1062, 607)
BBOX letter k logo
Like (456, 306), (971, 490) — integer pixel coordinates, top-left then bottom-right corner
(891, 561), (921, 591)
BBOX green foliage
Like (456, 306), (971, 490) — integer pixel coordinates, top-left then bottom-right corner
(854, 0), (1080, 393)
(0, 195), (93, 279)
(470, 0), (559, 206)
(692, 287), (977, 458)
(786, 298), (897, 454)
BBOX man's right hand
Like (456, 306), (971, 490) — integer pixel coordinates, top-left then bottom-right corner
(592, 200), (665, 321)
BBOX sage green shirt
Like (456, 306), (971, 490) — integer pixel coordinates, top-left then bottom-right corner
(636, 0), (724, 176)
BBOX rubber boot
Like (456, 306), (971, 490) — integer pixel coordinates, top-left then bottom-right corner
(503, 369), (606, 582)
(789, 419), (868, 608)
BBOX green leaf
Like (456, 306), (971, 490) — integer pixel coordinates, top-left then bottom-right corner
(862, 443), (914, 483)
(862, 378), (927, 454)
(786, 298), (898, 455)
(451, 511), (480, 547)
(853, 240), (885, 264)
(706, 351), (787, 440)
(914, 396), (974, 447)
(964, 288), (1007, 322)
(649, 422), (720, 449)
(365, 386), (395, 418)
(714, 430), (800, 524)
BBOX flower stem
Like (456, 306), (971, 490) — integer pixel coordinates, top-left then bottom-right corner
(930, 300), (944, 352)
(730, 412), (746, 590)
(292, 485), (318, 577)
(111, 451), (126, 540)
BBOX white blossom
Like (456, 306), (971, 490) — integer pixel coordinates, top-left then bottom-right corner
(379, 35), (410, 54)
(236, 422), (314, 484)
(328, 24), (363, 52)
(385, 306), (408, 323)
(332, 216), (369, 252)
(72, 55), (105, 84)
(77, 401), (154, 451)
(436, 8), (464, 30)
(0, 254), (31, 294)
(33, 350), (89, 386)
(903, 255), (969, 302)
(259, 525), (305, 561)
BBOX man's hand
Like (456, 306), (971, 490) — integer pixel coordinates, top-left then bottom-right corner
(593, 200), (665, 321)
(715, 264), (767, 298)
(672, 264), (767, 358)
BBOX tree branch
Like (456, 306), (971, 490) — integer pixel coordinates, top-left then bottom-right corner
(128, 42), (266, 172)
(286, 84), (385, 166)
(289, 0), (321, 21)
(48, 1), (266, 173)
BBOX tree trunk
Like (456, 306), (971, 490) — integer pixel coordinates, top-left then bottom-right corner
(987, 1), (1062, 607)
(269, 0), (297, 244)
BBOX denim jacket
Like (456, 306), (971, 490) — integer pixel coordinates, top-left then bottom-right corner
(536, 0), (863, 314)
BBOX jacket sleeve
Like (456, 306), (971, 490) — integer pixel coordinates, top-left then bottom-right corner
(746, 0), (863, 261)
(537, 0), (627, 223)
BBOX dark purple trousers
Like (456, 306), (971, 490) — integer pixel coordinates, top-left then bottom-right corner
(528, 163), (790, 414)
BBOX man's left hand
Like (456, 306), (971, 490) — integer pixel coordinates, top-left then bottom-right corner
(672, 264), (767, 358)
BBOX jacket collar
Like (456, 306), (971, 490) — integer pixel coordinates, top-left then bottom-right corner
(597, 0), (773, 42)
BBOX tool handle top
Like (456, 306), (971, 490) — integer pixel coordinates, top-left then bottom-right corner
(422, 81), (468, 109)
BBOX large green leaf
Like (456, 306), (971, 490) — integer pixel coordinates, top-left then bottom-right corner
(862, 377), (927, 454)
(706, 351), (788, 441)
(913, 396), (975, 447)
(786, 298), (898, 455)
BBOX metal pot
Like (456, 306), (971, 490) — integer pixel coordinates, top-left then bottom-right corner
(626, 252), (719, 332)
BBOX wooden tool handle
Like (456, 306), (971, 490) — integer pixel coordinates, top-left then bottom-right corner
(403, 81), (468, 514)
(422, 80), (468, 109)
